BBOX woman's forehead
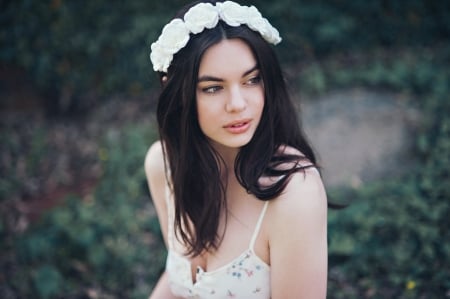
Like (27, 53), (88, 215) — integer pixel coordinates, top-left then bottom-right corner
(198, 39), (257, 78)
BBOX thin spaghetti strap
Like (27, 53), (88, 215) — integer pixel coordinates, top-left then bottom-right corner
(249, 201), (269, 250)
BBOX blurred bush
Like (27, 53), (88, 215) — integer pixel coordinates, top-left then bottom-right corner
(257, 0), (450, 57)
(2, 126), (166, 298)
(326, 49), (450, 297)
(0, 0), (185, 114)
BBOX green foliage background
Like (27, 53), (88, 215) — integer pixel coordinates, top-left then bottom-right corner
(1, 0), (449, 298)
(2, 0), (448, 112)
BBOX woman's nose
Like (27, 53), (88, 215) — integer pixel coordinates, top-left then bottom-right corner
(225, 86), (247, 113)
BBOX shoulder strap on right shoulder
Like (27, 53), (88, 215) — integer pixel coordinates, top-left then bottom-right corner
(249, 201), (269, 250)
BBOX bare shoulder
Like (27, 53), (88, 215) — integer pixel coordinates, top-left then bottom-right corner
(145, 140), (166, 180)
(270, 167), (327, 222)
(268, 144), (327, 237)
(144, 140), (168, 205)
(271, 145), (326, 212)
(267, 160), (328, 297)
(145, 141), (172, 247)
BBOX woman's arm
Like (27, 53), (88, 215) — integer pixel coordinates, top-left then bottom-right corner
(145, 141), (179, 299)
(268, 167), (328, 299)
(149, 271), (182, 299)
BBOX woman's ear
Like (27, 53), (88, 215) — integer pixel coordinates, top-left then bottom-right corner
(159, 75), (168, 87)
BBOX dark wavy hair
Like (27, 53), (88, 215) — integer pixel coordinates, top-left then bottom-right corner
(155, 0), (316, 256)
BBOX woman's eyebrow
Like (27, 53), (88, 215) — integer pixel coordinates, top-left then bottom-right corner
(197, 75), (223, 83)
(197, 64), (259, 83)
(242, 65), (259, 77)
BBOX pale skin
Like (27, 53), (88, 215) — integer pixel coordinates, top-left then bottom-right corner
(146, 39), (328, 298)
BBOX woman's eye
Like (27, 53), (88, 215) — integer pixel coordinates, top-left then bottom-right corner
(246, 75), (261, 85)
(202, 86), (222, 94)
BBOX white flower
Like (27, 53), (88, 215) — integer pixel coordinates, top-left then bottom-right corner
(247, 11), (281, 45)
(184, 3), (220, 34)
(157, 18), (190, 54)
(258, 18), (282, 44)
(149, 1), (283, 73)
(150, 42), (172, 72)
(150, 18), (190, 72)
(247, 5), (263, 21)
(217, 1), (248, 26)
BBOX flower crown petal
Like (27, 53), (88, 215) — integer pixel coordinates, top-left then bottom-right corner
(158, 19), (190, 54)
(150, 1), (282, 73)
(184, 3), (220, 34)
(217, 1), (247, 26)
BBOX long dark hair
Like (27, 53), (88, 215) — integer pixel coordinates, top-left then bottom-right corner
(156, 0), (316, 256)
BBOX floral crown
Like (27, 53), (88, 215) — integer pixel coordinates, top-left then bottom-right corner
(150, 1), (282, 73)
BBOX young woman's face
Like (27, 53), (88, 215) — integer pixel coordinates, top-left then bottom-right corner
(196, 38), (264, 152)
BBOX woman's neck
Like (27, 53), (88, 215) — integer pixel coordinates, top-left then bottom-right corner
(210, 143), (239, 177)
(213, 144), (240, 181)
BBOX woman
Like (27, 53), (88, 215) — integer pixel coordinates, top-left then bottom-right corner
(145, 1), (328, 298)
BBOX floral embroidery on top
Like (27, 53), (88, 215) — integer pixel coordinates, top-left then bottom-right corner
(165, 188), (271, 298)
(226, 250), (265, 281)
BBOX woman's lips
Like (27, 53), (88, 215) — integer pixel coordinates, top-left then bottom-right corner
(223, 119), (252, 134)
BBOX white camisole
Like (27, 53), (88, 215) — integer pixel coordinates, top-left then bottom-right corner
(165, 188), (271, 298)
